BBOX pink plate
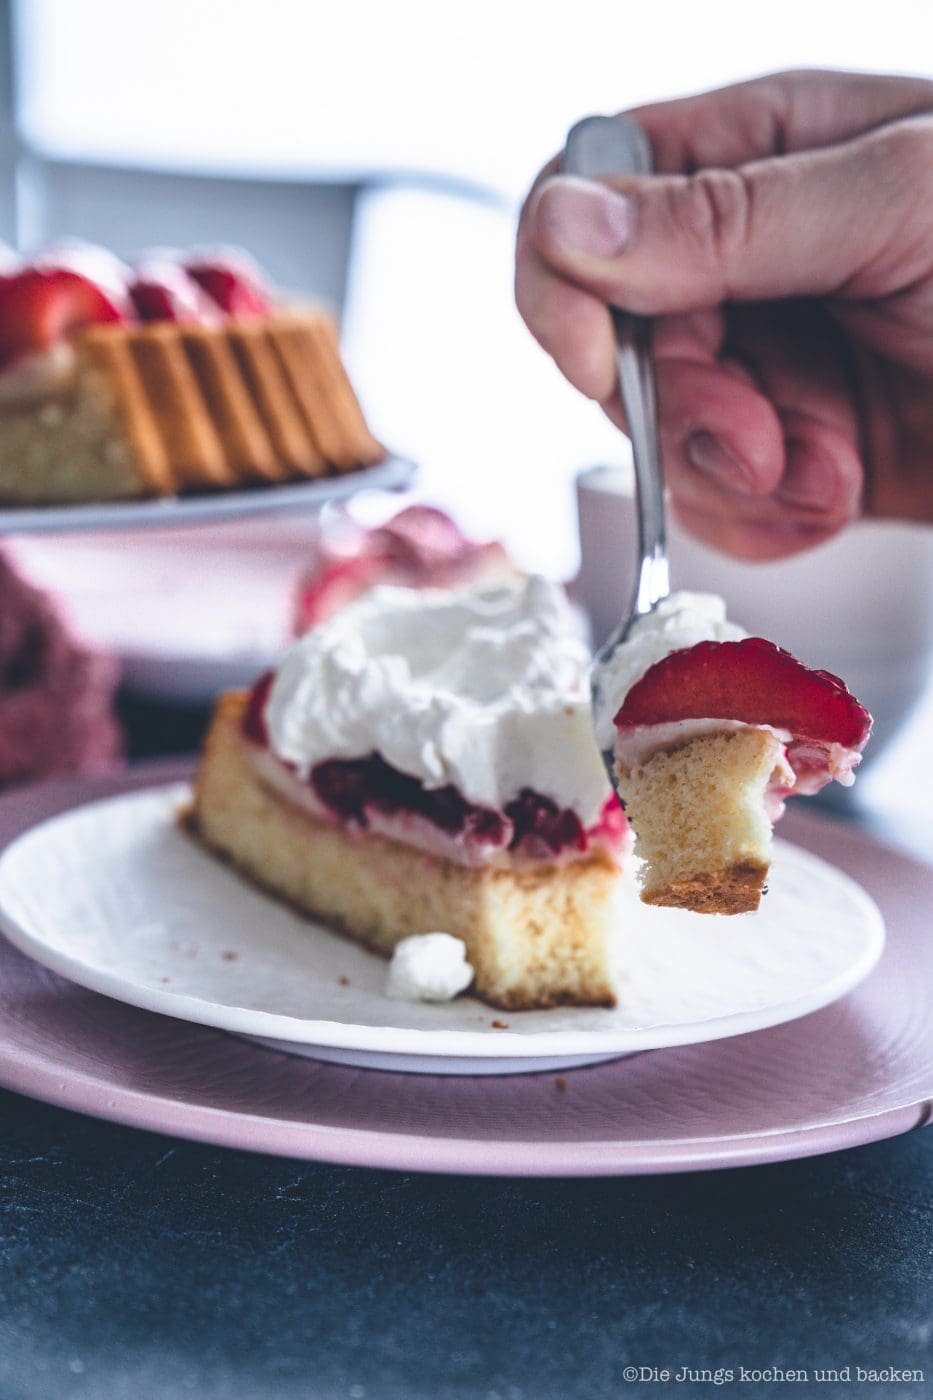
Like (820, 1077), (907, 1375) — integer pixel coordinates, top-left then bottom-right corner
(0, 762), (929, 1176)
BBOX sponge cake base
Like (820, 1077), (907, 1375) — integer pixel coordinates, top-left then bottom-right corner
(616, 727), (784, 914)
(189, 692), (623, 1010)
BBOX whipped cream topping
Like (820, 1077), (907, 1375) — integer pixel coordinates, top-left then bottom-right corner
(613, 717), (791, 769)
(787, 739), (862, 791)
(385, 933), (475, 1002)
(266, 576), (611, 821)
(593, 591), (748, 749)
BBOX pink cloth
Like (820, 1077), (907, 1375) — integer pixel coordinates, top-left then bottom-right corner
(0, 551), (121, 787)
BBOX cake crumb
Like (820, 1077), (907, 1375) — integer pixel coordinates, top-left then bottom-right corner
(491, 1019), (509, 1030)
(555, 1076), (567, 1091)
(221, 951), (238, 962)
(338, 976), (350, 986)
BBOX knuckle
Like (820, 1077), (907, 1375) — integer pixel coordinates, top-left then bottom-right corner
(671, 169), (753, 290)
(872, 115), (933, 185)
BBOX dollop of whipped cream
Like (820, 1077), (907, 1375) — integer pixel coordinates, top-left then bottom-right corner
(266, 575), (610, 820)
(593, 591), (748, 749)
(385, 933), (474, 1002)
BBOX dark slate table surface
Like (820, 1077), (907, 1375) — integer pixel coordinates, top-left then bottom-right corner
(1, 697), (931, 1400)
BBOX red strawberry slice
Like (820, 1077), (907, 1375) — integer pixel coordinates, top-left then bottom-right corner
(613, 637), (872, 749)
(129, 259), (221, 324)
(184, 249), (273, 317)
(0, 267), (126, 367)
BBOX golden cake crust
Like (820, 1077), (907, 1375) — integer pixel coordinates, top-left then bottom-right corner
(0, 311), (386, 505)
(640, 862), (769, 915)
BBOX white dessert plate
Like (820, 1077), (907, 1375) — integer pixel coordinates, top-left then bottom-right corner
(0, 455), (415, 537)
(0, 782), (884, 1075)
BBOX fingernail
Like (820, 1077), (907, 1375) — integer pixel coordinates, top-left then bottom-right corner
(686, 431), (757, 493)
(777, 445), (838, 510)
(537, 176), (633, 258)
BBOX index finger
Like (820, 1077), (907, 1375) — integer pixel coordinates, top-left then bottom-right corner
(629, 68), (933, 172)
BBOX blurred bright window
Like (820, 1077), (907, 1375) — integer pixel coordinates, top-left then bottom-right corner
(15, 0), (931, 195)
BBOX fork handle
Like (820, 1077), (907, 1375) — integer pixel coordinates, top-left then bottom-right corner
(613, 309), (668, 615)
(563, 116), (669, 619)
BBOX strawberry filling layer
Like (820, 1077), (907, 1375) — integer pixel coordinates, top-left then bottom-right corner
(243, 670), (627, 864)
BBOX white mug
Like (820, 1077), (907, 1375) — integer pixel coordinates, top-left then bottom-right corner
(576, 464), (933, 763)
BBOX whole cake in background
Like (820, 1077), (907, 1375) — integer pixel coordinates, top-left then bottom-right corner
(0, 241), (385, 505)
(190, 576), (632, 1010)
(294, 503), (522, 632)
(594, 592), (872, 914)
(0, 551), (121, 786)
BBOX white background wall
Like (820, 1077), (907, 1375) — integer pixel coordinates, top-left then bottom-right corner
(16, 0), (933, 197)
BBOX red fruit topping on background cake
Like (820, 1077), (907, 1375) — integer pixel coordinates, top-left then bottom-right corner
(296, 554), (389, 631)
(129, 259), (222, 324)
(373, 505), (475, 576)
(614, 637), (872, 749)
(0, 240), (282, 365)
(184, 249), (273, 317)
(295, 505), (514, 632)
(0, 267), (126, 368)
(35, 241), (135, 316)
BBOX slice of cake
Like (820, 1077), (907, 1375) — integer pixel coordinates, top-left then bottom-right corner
(0, 243), (385, 505)
(593, 593), (872, 914)
(190, 577), (632, 1010)
(295, 503), (522, 631)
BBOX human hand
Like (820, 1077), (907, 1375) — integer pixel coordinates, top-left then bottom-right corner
(516, 70), (933, 559)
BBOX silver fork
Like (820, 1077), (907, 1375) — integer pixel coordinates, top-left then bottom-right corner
(562, 115), (670, 780)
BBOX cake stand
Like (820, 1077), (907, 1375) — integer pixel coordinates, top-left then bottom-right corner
(0, 455), (416, 536)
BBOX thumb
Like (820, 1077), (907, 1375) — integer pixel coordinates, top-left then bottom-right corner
(527, 118), (931, 313)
